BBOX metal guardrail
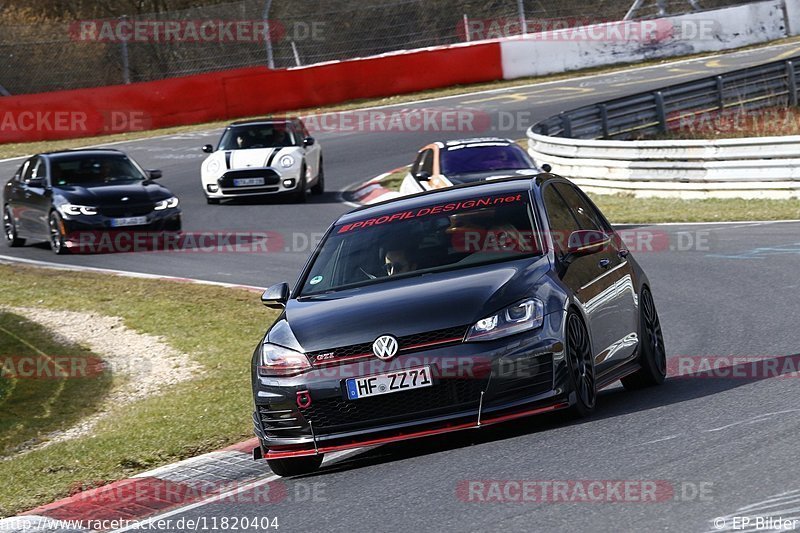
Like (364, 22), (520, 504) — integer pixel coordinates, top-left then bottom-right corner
(527, 54), (800, 198)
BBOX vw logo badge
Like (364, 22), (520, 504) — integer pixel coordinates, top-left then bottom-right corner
(372, 335), (399, 360)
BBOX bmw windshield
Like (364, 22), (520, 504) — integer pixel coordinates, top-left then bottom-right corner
(300, 192), (542, 296)
(51, 155), (148, 186)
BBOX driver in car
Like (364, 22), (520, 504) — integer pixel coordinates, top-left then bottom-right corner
(383, 246), (418, 276)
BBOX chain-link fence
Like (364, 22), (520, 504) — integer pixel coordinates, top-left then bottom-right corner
(0, 0), (762, 95)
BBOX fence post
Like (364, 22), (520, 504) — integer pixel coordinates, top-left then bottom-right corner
(787, 61), (798, 107)
(716, 75), (724, 111)
(120, 16), (131, 85)
(654, 91), (667, 133)
(560, 113), (572, 137)
(263, 0), (275, 69)
(517, 0), (527, 35)
(600, 104), (609, 138)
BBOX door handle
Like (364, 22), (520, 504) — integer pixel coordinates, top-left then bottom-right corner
(598, 258), (611, 269)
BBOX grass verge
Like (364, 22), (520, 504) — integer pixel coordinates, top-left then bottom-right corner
(0, 313), (112, 456)
(376, 166), (800, 223)
(656, 106), (800, 140)
(2, 37), (798, 160)
(0, 265), (276, 517)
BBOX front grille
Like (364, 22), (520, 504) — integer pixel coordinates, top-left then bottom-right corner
(97, 204), (153, 217)
(308, 325), (468, 366)
(299, 378), (484, 430)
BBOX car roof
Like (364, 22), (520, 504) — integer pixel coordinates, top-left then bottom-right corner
(437, 137), (515, 149)
(228, 117), (300, 127)
(337, 175), (552, 226)
(40, 149), (127, 160)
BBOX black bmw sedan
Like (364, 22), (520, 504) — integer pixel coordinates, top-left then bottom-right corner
(3, 149), (181, 254)
(252, 174), (666, 476)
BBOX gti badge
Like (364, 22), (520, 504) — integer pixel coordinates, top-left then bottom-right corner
(372, 335), (399, 360)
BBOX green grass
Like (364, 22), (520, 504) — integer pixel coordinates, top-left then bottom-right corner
(0, 313), (112, 456)
(0, 265), (278, 517)
(377, 164), (800, 223)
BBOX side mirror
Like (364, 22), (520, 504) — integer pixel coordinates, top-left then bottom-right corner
(147, 169), (162, 179)
(202, 144), (214, 153)
(414, 170), (431, 181)
(541, 164), (552, 173)
(261, 282), (290, 309)
(303, 137), (315, 147)
(566, 230), (611, 256)
(26, 177), (46, 188)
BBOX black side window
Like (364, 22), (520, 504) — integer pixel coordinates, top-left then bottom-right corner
(419, 150), (434, 175)
(553, 183), (605, 231)
(543, 184), (580, 255)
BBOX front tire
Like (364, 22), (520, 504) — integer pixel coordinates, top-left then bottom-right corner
(621, 287), (667, 390)
(311, 157), (325, 195)
(267, 454), (323, 477)
(566, 311), (596, 418)
(48, 211), (69, 255)
(292, 165), (308, 203)
(3, 206), (25, 247)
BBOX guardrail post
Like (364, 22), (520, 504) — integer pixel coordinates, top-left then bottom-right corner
(600, 104), (609, 138)
(654, 91), (667, 133)
(787, 61), (798, 107)
(716, 76), (725, 110)
(560, 113), (572, 137)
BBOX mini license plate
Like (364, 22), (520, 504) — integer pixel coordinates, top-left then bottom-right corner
(110, 216), (148, 227)
(233, 177), (265, 187)
(346, 366), (433, 400)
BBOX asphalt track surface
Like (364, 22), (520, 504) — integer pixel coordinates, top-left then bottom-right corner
(5, 42), (800, 532)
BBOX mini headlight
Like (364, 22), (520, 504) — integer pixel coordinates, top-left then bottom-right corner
(466, 299), (544, 341)
(154, 197), (179, 211)
(59, 204), (97, 216)
(279, 155), (295, 168)
(259, 343), (311, 377)
(207, 159), (221, 174)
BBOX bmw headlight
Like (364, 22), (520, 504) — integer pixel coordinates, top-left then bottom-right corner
(154, 197), (179, 211)
(279, 155), (295, 168)
(207, 159), (221, 174)
(59, 204), (97, 216)
(466, 299), (544, 341)
(258, 342), (311, 377)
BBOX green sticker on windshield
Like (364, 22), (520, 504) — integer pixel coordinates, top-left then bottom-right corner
(309, 275), (323, 285)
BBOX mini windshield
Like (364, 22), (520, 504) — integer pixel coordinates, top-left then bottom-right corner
(440, 144), (533, 175)
(218, 124), (298, 150)
(51, 155), (148, 186)
(300, 193), (542, 296)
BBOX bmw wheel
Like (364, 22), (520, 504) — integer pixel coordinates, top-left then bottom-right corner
(3, 206), (25, 247)
(566, 311), (596, 417)
(621, 287), (667, 390)
(48, 211), (68, 255)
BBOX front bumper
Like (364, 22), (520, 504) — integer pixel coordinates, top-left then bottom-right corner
(252, 314), (571, 459)
(205, 167), (303, 199)
(60, 209), (182, 250)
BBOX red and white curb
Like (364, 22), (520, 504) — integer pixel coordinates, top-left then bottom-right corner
(348, 169), (405, 205)
(0, 439), (265, 532)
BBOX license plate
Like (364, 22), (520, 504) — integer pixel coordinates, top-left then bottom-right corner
(346, 366), (433, 400)
(110, 216), (148, 227)
(233, 177), (265, 187)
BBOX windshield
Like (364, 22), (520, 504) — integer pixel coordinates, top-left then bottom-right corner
(300, 192), (541, 296)
(51, 155), (148, 186)
(440, 144), (533, 175)
(218, 124), (298, 150)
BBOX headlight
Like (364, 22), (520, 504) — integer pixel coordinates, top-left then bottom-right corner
(59, 204), (97, 216)
(258, 343), (311, 377)
(466, 299), (544, 342)
(154, 197), (179, 211)
(279, 155), (295, 168)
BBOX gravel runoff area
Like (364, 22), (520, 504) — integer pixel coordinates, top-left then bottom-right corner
(0, 306), (202, 456)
